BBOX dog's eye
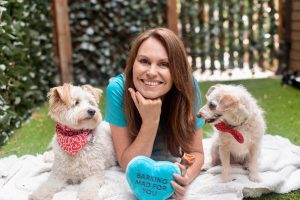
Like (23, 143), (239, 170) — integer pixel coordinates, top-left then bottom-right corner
(75, 99), (80, 106)
(209, 101), (217, 110)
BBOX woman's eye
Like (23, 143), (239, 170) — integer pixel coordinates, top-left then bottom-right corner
(160, 62), (169, 68)
(139, 59), (149, 65)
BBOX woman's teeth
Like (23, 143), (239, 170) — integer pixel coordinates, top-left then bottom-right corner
(143, 81), (160, 86)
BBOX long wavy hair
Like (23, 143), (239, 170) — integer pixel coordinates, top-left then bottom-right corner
(124, 27), (197, 157)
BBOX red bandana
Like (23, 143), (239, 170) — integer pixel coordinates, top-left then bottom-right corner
(56, 123), (94, 156)
(214, 122), (244, 143)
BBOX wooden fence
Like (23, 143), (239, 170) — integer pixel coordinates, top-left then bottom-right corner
(53, 0), (282, 83)
(179, 0), (280, 73)
(290, 0), (300, 71)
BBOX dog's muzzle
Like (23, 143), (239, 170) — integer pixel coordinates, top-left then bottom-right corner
(204, 114), (222, 124)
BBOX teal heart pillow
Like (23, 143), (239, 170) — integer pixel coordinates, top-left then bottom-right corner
(126, 156), (181, 200)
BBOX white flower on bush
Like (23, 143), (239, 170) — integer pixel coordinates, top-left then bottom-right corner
(14, 97), (21, 105)
(0, 64), (5, 71)
(0, 6), (7, 21)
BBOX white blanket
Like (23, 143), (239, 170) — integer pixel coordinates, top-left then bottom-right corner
(0, 134), (300, 200)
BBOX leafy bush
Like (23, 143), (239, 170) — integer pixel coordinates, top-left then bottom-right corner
(69, 0), (167, 85)
(0, 0), (58, 145)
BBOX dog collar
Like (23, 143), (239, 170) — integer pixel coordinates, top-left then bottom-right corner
(214, 122), (244, 143)
(56, 123), (94, 156)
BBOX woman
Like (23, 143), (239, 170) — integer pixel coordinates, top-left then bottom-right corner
(105, 27), (205, 199)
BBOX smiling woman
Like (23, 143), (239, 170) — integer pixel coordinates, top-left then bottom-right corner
(104, 27), (205, 199)
(132, 37), (173, 100)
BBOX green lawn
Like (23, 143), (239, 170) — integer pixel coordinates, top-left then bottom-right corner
(0, 77), (299, 199)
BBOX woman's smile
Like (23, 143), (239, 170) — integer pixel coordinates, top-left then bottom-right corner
(141, 79), (163, 87)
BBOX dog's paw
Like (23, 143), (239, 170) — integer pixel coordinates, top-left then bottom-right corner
(201, 162), (211, 171)
(28, 192), (53, 200)
(43, 151), (54, 163)
(77, 192), (98, 200)
(221, 174), (233, 182)
(249, 172), (261, 182)
(28, 194), (42, 200)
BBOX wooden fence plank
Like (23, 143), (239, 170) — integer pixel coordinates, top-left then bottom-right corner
(292, 11), (300, 21)
(167, 0), (179, 35)
(293, 2), (300, 10)
(292, 42), (300, 50)
(291, 31), (300, 41)
(292, 22), (300, 30)
(290, 60), (300, 70)
(290, 49), (300, 60)
(53, 0), (73, 84)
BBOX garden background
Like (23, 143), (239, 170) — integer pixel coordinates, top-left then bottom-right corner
(0, 0), (299, 199)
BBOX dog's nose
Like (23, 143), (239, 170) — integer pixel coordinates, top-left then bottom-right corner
(197, 112), (203, 118)
(87, 109), (96, 117)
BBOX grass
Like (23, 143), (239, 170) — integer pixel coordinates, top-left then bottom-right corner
(0, 77), (299, 199)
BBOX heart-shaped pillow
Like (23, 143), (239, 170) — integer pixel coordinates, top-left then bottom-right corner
(126, 156), (181, 200)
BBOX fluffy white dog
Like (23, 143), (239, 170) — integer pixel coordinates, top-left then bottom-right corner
(197, 84), (265, 182)
(29, 83), (115, 200)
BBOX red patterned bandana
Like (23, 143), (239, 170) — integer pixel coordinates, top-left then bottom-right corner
(214, 122), (244, 144)
(56, 123), (94, 156)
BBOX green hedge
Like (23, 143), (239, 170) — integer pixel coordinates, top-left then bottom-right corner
(69, 0), (167, 85)
(0, 0), (57, 145)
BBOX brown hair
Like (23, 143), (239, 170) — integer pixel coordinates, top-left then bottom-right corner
(124, 27), (196, 157)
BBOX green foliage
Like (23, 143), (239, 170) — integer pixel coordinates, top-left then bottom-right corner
(69, 0), (167, 85)
(0, 0), (58, 145)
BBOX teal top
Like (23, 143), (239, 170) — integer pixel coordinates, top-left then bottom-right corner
(105, 74), (205, 161)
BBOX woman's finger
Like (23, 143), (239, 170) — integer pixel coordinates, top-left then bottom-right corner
(174, 162), (186, 171)
(170, 180), (185, 196)
(128, 88), (139, 107)
(174, 162), (187, 176)
(135, 91), (146, 105)
(173, 173), (188, 186)
(172, 192), (183, 200)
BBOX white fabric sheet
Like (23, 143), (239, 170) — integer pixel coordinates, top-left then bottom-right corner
(0, 134), (300, 200)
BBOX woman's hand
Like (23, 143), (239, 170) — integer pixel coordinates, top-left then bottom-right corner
(170, 163), (191, 200)
(128, 88), (162, 125)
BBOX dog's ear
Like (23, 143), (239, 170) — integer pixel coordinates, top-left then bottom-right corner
(48, 83), (72, 108)
(82, 85), (102, 103)
(206, 84), (222, 98)
(217, 93), (239, 112)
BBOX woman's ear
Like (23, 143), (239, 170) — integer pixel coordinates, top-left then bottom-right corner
(82, 84), (102, 103)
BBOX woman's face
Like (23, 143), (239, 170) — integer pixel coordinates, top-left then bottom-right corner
(132, 37), (173, 99)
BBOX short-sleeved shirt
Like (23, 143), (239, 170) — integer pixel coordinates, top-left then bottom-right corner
(105, 73), (205, 161)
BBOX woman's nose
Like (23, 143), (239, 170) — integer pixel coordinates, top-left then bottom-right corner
(146, 65), (158, 77)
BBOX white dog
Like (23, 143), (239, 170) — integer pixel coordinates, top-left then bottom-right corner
(197, 84), (265, 182)
(29, 83), (115, 200)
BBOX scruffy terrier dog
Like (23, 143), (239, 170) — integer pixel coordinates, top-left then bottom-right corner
(29, 84), (115, 200)
(197, 84), (265, 182)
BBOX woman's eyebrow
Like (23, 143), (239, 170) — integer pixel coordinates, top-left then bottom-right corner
(137, 55), (168, 61)
(136, 55), (148, 59)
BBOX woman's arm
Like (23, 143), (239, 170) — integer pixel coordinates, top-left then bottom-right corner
(110, 122), (158, 171)
(171, 128), (204, 198)
(111, 88), (162, 171)
(185, 128), (205, 180)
